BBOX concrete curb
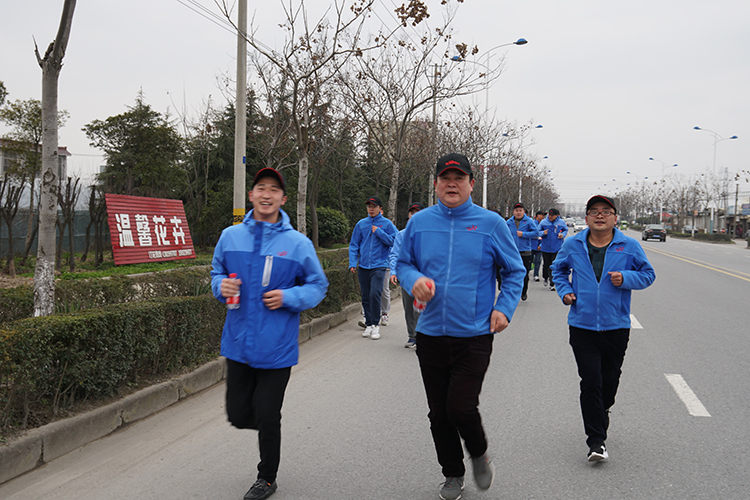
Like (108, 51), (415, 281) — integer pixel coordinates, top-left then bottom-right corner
(0, 294), (399, 485)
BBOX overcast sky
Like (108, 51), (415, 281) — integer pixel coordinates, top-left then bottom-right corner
(2, 0), (749, 210)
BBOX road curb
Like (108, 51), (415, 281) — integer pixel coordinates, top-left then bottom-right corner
(0, 294), (395, 486)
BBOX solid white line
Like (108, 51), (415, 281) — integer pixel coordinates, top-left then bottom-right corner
(630, 314), (643, 329)
(664, 373), (711, 417)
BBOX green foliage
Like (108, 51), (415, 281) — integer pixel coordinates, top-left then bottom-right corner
(307, 207), (350, 246)
(0, 296), (224, 432)
(692, 232), (733, 243)
(84, 91), (182, 199)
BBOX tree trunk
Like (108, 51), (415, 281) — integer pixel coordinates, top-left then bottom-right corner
(297, 153), (309, 236)
(33, 0), (76, 317)
(387, 158), (401, 223)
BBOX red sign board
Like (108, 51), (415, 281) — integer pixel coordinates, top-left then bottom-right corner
(105, 194), (196, 265)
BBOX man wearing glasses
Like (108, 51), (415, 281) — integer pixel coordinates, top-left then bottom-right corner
(551, 195), (655, 463)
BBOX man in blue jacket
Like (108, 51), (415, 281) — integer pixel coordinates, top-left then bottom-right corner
(506, 203), (541, 301)
(531, 211), (546, 282)
(539, 208), (568, 291)
(211, 168), (328, 500)
(398, 153), (525, 500)
(552, 195), (655, 463)
(349, 196), (398, 340)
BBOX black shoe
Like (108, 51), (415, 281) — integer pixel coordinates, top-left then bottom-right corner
(549, 285), (556, 291)
(521, 293), (527, 301)
(244, 479), (278, 500)
(587, 443), (608, 462)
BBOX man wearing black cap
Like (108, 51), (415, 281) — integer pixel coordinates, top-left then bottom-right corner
(506, 203), (541, 301)
(211, 167), (329, 500)
(539, 208), (568, 291)
(349, 195), (398, 340)
(531, 211), (546, 282)
(389, 201), (425, 348)
(552, 195), (655, 463)
(397, 153), (525, 500)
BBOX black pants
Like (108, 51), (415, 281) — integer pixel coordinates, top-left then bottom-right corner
(416, 333), (493, 478)
(542, 251), (558, 286)
(569, 326), (630, 447)
(520, 252), (533, 296)
(226, 359), (291, 483)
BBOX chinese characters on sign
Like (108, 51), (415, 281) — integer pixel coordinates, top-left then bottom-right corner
(105, 194), (196, 265)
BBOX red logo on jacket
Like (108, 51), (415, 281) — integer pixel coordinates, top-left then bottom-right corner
(466, 225), (478, 231)
(614, 246), (624, 252)
(277, 251), (288, 256)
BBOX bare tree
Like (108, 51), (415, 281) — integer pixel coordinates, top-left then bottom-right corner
(33, 0), (76, 316)
(216, 0), (414, 234)
(0, 173), (26, 277)
(55, 176), (81, 272)
(81, 184), (107, 266)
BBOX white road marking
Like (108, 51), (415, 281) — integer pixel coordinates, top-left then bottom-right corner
(664, 373), (711, 417)
(630, 314), (643, 329)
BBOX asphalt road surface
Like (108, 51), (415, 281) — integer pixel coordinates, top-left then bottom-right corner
(2, 232), (749, 500)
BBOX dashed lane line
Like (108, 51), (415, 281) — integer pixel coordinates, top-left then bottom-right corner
(664, 373), (711, 417)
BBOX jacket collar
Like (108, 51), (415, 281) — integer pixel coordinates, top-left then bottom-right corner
(436, 197), (473, 216)
(242, 208), (292, 232)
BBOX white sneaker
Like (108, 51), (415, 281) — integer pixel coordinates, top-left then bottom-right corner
(363, 325), (372, 338)
(380, 314), (389, 326)
(370, 326), (381, 340)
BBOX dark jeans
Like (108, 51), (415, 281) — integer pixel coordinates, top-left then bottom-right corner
(520, 252), (532, 296)
(226, 359), (291, 483)
(416, 332), (493, 478)
(542, 251), (558, 286)
(531, 249), (542, 277)
(569, 326), (630, 447)
(357, 267), (386, 326)
(400, 286), (419, 340)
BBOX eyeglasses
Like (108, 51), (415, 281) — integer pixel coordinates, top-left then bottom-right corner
(586, 209), (615, 217)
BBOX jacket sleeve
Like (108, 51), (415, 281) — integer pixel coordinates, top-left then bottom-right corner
(389, 231), (403, 275)
(210, 229), (229, 303)
(551, 240), (574, 301)
(559, 221), (569, 237)
(521, 219), (542, 239)
(282, 238), (329, 312)
(492, 219), (526, 321)
(620, 243), (656, 290)
(348, 222), (361, 268)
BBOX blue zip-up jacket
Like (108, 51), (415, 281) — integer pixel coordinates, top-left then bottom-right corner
(506, 214), (542, 252)
(397, 198), (525, 337)
(540, 216), (568, 253)
(551, 228), (655, 331)
(211, 209), (328, 369)
(388, 229), (404, 276)
(349, 213), (398, 269)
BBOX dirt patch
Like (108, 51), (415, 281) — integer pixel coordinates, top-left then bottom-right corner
(0, 275), (33, 289)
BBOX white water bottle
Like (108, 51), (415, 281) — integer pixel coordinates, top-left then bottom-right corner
(413, 281), (433, 312)
(226, 273), (240, 309)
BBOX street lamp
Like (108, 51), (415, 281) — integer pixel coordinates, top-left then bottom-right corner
(693, 126), (738, 175)
(451, 38), (528, 208)
(648, 157), (677, 224)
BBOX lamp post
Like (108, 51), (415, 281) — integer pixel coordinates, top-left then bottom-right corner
(648, 157), (677, 224)
(451, 38), (528, 208)
(693, 126), (738, 233)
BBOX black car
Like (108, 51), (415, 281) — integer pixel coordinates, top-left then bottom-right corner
(642, 224), (666, 242)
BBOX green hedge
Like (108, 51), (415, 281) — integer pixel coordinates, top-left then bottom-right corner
(0, 250), (361, 435)
(0, 296), (225, 432)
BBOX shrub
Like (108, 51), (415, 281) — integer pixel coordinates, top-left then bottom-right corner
(307, 207), (350, 247)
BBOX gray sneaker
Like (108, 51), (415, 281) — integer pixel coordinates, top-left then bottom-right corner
(471, 453), (495, 490)
(439, 476), (464, 500)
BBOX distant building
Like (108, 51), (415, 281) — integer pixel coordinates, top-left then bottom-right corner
(0, 138), (71, 179)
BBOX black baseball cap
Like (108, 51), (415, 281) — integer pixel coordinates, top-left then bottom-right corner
(408, 202), (425, 212)
(365, 195), (383, 206)
(586, 195), (617, 214)
(549, 208), (560, 216)
(513, 203), (525, 210)
(253, 167), (285, 192)
(435, 153), (473, 178)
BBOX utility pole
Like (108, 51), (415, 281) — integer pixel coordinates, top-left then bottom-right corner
(233, 0), (247, 225)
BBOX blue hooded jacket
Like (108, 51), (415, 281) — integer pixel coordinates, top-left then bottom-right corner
(551, 228), (655, 331)
(349, 212), (398, 269)
(506, 213), (542, 252)
(211, 209), (328, 369)
(397, 198), (525, 337)
(540, 216), (568, 253)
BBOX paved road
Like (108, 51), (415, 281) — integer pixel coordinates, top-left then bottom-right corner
(2, 234), (749, 499)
